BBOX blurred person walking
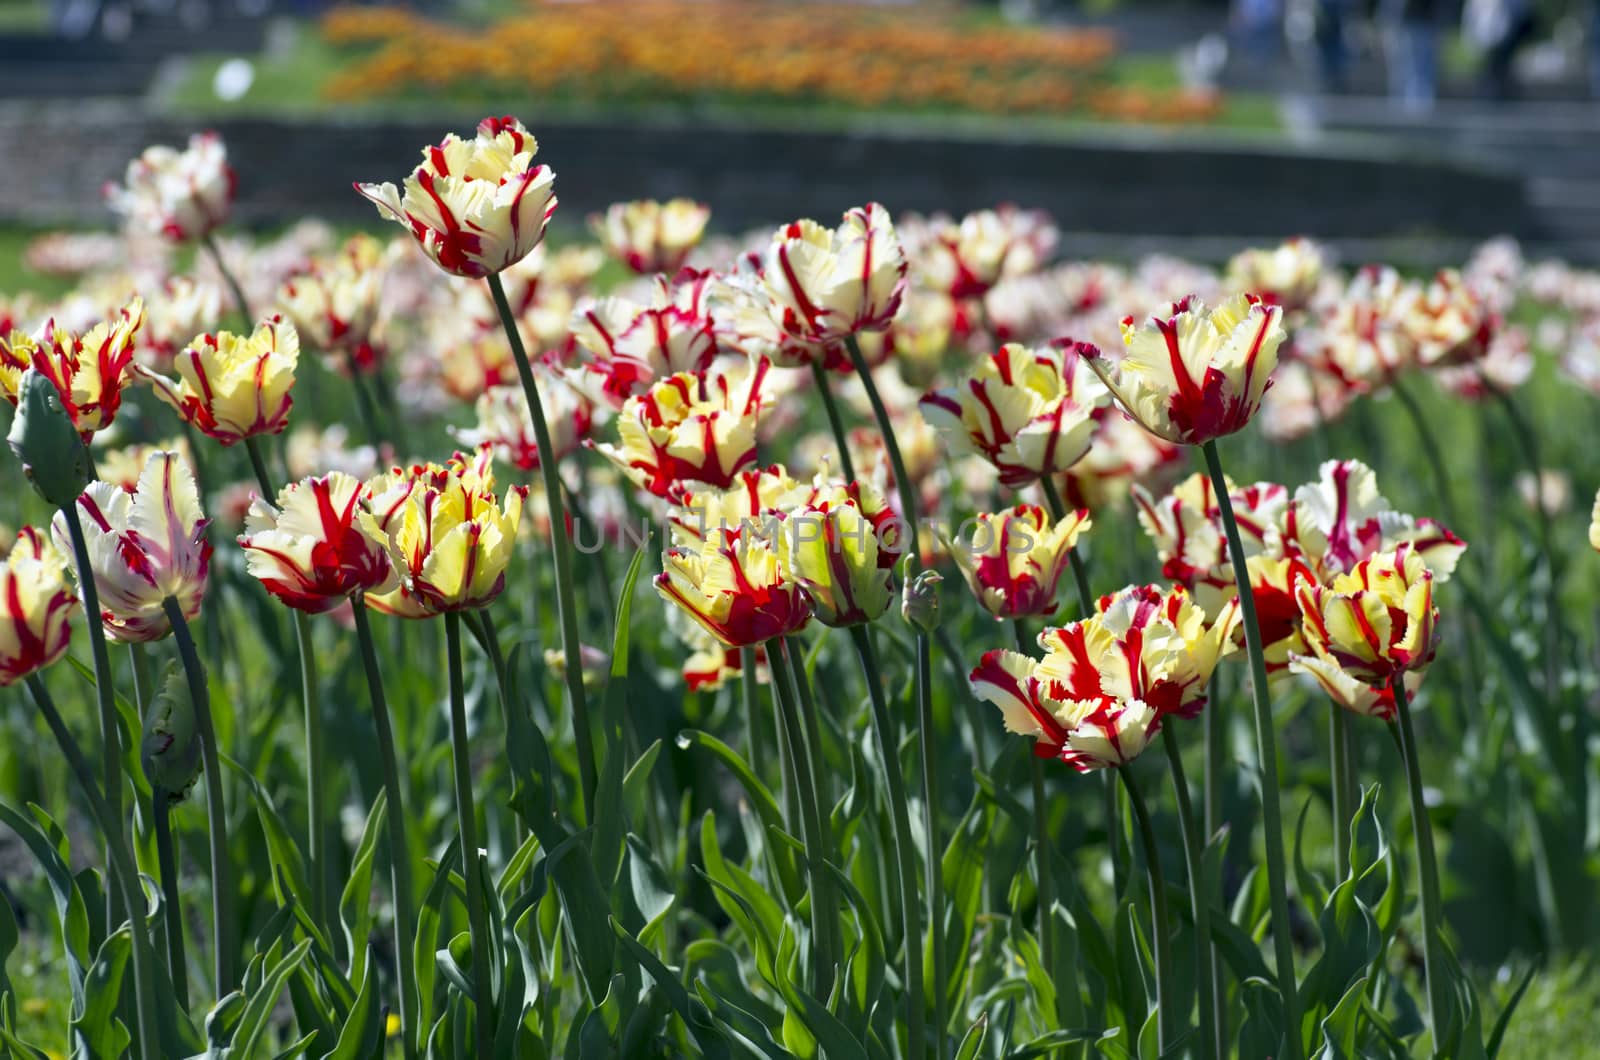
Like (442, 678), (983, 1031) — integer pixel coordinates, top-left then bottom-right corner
(1466, 0), (1536, 98)
(1384, 0), (1440, 111)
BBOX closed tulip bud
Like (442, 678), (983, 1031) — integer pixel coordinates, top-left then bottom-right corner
(6, 368), (92, 508)
(1293, 544), (1438, 692)
(1086, 293), (1284, 446)
(238, 472), (397, 614)
(591, 199), (711, 275)
(356, 116), (557, 278)
(947, 504), (1091, 619)
(656, 525), (810, 648)
(142, 664), (202, 801)
(778, 481), (899, 628)
(901, 569), (943, 633)
(762, 203), (907, 345)
(589, 357), (769, 497)
(364, 447), (527, 617)
(136, 316), (299, 445)
(106, 132), (235, 243)
(0, 300), (145, 440)
(50, 451), (211, 643)
(919, 341), (1106, 487)
(0, 527), (78, 686)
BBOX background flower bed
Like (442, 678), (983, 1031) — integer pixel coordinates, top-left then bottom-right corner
(310, 1), (1223, 124)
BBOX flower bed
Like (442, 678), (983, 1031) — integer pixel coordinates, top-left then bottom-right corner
(319, 1), (1222, 123)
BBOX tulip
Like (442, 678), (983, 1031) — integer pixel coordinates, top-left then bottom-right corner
(918, 340), (1105, 487)
(238, 471), (397, 613)
(0, 527), (78, 686)
(1085, 293), (1284, 445)
(569, 270), (718, 405)
(760, 203), (907, 346)
(95, 437), (195, 493)
(1223, 237), (1327, 313)
(905, 206), (1059, 298)
(106, 132), (235, 243)
(50, 452), (210, 643)
(666, 464), (801, 549)
(0, 300), (145, 440)
(656, 525), (810, 648)
(136, 316), (300, 445)
(970, 647), (1160, 769)
(947, 504), (1091, 619)
(142, 275), (228, 369)
(1293, 544), (1438, 690)
(1401, 268), (1495, 368)
(1299, 264), (1417, 390)
(778, 480), (901, 628)
(1282, 459), (1466, 582)
(590, 356), (769, 497)
(356, 115), (557, 278)
(277, 234), (388, 373)
(590, 198), (711, 274)
(364, 447), (527, 617)
(453, 373), (591, 473)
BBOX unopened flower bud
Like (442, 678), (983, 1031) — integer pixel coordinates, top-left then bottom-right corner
(141, 665), (202, 802)
(6, 368), (91, 508)
(901, 569), (943, 633)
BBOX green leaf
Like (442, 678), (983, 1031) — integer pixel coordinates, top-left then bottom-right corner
(1315, 975), (1369, 1059)
(954, 1013), (988, 1060)
(228, 939), (313, 1057)
(675, 729), (804, 905)
(224, 755), (324, 949)
(321, 948), (382, 1060)
(72, 925), (133, 1060)
(339, 790), (387, 988)
(611, 918), (730, 1059)
(0, 799), (92, 1019)
(415, 838), (463, 1053)
(625, 833), (676, 945)
(1485, 964), (1538, 1059)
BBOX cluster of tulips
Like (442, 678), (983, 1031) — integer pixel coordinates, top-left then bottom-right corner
(0, 114), (1592, 1059)
(317, 2), (1221, 124)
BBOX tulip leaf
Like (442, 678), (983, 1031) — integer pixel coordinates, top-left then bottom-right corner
(320, 947), (381, 1060)
(72, 924), (132, 1060)
(339, 789), (387, 987)
(953, 1014), (988, 1060)
(0, 800), (91, 1028)
(677, 729), (804, 904)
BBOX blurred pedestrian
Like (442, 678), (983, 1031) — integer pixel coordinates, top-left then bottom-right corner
(1384, 0), (1440, 112)
(1467, 0), (1536, 98)
(1314, 0), (1351, 90)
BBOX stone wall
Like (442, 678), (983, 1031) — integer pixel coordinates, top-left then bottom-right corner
(0, 101), (1544, 255)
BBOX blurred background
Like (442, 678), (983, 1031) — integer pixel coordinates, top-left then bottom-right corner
(0, 0), (1596, 264)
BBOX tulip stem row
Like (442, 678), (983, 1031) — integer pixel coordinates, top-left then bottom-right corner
(27, 674), (160, 1060)
(1201, 438), (1302, 1060)
(350, 597), (421, 1060)
(1118, 762), (1173, 1055)
(161, 595), (237, 991)
(203, 233), (255, 329)
(1162, 730), (1219, 1060)
(1391, 681), (1451, 1054)
(767, 636), (838, 994)
(487, 272), (599, 824)
(57, 500), (126, 930)
(810, 361), (858, 483)
(1330, 709), (1354, 881)
(444, 611), (497, 1059)
(915, 629), (948, 1054)
(152, 787), (188, 1005)
(849, 624), (927, 1060)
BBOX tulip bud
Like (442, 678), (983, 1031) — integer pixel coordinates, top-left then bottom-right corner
(142, 665), (202, 802)
(902, 569), (943, 633)
(6, 368), (91, 508)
